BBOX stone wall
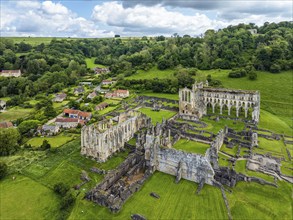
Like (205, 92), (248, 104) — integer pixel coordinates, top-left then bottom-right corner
(81, 110), (151, 162)
(179, 82), (261, 123)
(143, 123), (215, 185)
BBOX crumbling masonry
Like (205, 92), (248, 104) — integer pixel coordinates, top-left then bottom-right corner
(179, 82), (260, 122)
(81, 110), (151, 162)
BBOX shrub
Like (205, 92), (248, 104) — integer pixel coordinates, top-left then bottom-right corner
(270, 63), (281, 73)
(0, 162), (8, 179)
(248, 71), (257, 80)
(54, 182), (70, 196)
(60, 193), (75, 210)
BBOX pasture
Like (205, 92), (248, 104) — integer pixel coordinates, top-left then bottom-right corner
(0, 107), (34, 122)
(126, 67), (175, 80)
(26, 134), (76, 148)
(0, 175), (60, 220)
(85, 58), (107, 69)
(2, 37), (80, 45)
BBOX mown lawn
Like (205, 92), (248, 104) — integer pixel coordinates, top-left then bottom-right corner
(201, 116), (245, 133)
(173, 139), (210, 155)
(0, 107), (34, 122)
(26, 135), (76, 148)
(68, 172), (227, 220)
(126, 67), (175, 80)
(138, 108), (177, 125)
(85, 57), (107, 69)
(3, 37), (79, 45)
(227, 181), (292, 220)
(0, 175), (60, 220)
(139, 91), (179, 100)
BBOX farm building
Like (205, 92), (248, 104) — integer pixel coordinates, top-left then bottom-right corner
(0, 70), (22, 77)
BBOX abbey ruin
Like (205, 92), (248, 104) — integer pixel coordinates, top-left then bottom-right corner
(179, 82), (260, 123)
(81, 82), (291, 213)
(81, 110), (151, 162)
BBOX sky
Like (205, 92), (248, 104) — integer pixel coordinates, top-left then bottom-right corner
(1, 0), (292, 38)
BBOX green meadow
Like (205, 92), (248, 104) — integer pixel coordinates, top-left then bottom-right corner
(138, 107), (177, 125)
(26, 135), (76, 148)
(0, 107), (34, 122)
(126, 67), (175, 80)
(173, 139), (210, 155)
(85, 57), (107, 69)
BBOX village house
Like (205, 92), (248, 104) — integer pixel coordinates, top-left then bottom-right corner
(0, 100), (7, 111)
(74, 86), (85, 95)
(101, 80), (114, 86)
(87, 91), (97, 99)
(105, 90), (130, 99)
(53, 93), (67, 102)
(95, 102), (109, 111)
(0, 70), (22, 77)
(55, 118), (84, 128)
(93, 67), (110, 74)
(0, 121), (13, 128)
(114, 89), (129, 98)
(38, 125), (60, 136)
(79, 82), (92, 86)
(63, 109), (92, 121)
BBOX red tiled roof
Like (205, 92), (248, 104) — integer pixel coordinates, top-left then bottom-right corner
(115, 89), (129, 94)
(55, 118), (79, 123)
(0, 121), (13, 128)
(78, 111), (92, 118)
(64, 109), (80, 114)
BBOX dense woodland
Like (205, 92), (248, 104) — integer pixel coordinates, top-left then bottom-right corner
(0, 21), (292, 97)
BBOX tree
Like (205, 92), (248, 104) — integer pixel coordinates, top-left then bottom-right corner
(54, 182), (70, 196)
(40, 140), (51, 150)
(0, 128), (20, 156)
(0, 162), (8, 179)
(44, 105), (57, 118)
(18, 120), (40, 135)
(248, 71), (257, 80)
(60, 193), (75, 210)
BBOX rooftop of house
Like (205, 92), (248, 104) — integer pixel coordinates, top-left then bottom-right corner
(115, 89), (129, 94)
(0, 121), (13, 128)
(1, 70), (21, 74)
(96, 102), (109, 108)
(63, 109), (91, 118)
(56, 117), (79, 123)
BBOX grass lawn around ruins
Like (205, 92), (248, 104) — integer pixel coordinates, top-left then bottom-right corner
(173, 139), (210, 155)
(138, 107), (177, 125)
(0, 175), (60, 220)
(26, 134), (77, 148)
(126, 67), (175, 80)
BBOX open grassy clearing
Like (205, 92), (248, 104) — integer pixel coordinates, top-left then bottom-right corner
(220, 144), (238, 156)
(173, 139), (210, 155)
(52, 100), (69, 109)
(126, 67), (175, 80)
(201, 116), (245, 133)
(227, 181), (292, 220)
(138, 107), (177, 125)
(69, 171), (227, 220)
(0, 107), (34, 122)
(0, 175), (60, 220)
(139, 91), (179, 100)
(85, 57), (107, 69)
(26, 134), (76, 148)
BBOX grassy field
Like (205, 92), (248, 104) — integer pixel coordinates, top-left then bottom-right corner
(138, 108), (177, 125)
(26, 135), (76, 148)
(2, 37), (80, 45)
(227, 181), (292, 220)
(85, 57), (107, 69)
(0, 107), (34, 122)
(0, 175), (60, 219)
(69, 172), (228, 220)
(139, 91), (179, 100)
(126, 67), (175, 80)
(173, 139), (210, 155)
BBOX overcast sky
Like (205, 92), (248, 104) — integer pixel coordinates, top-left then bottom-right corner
(1, 0), (292, 37)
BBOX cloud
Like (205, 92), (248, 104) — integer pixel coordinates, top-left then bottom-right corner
(121, 0), (292, 21)
(92, 1), (291, 36)
(1, 0), (114, 37)
(92, 2), (227, 36)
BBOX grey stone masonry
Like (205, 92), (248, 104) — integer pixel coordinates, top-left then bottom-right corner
(179, 82), (260, 123)
(81, 110), (151, 162)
